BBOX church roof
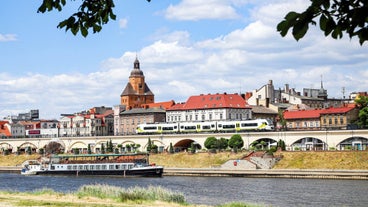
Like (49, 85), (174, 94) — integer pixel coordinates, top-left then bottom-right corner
(120, 83), (154, 96)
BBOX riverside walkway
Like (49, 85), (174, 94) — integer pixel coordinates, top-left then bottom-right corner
(2, 166), (368, 180)
(164, 168), (368, 179)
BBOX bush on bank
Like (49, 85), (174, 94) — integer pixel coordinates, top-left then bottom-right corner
(77, 184), (186, 204)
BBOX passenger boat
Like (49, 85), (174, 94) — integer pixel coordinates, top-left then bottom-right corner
(21, 153), (163, 177)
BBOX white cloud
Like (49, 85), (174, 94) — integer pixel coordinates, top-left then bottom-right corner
(119, 18), (128, 29)
(0, 34), (17, 42)
(165, 0), (241, 21)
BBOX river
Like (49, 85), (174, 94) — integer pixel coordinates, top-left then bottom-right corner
(1, 173), (367, 206)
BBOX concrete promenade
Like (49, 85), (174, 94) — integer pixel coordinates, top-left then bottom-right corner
(2, 166), (368, 180)
(164, 168), (368, 179)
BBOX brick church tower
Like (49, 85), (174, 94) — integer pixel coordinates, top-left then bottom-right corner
(120, 57), (154, 109)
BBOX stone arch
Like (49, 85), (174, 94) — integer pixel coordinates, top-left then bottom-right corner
(250, 138), (278, 150)
(69, 141), (87, 153)
(0, 142), (14, 150)
(173, 139), (201, 152)
(290, 137), (326, 151)
(337, 136), (368, 150)
(19, 142), (38, 153)
(0, 142), (14, 153)
(45, 140), (66, 154)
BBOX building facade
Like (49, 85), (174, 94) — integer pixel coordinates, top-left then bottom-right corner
(166, 93), (252, 123)
(59, 107), (114, 137)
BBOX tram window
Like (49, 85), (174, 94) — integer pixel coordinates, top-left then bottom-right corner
(223, 124), (235, 129)
(202, 125), (210, 129)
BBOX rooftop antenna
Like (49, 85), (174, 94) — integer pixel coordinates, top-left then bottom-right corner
(342, 87), (345, 99)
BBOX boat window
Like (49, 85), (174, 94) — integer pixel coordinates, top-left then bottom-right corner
(96, 165), (100, 170)
(122, 165), (126, 170)
(67, 166), (72, 170)
(109, 165), (114, 170)
(102, 165), (107, 170)
(78, 166), (83, 170)
(72, 165), (77, 170)
(115, 165), (120, 170)
(84, 165), (88, 170)
(51, 166), (55, 170)
(128, 165), (133, 169)
(90, 165), (95, 170)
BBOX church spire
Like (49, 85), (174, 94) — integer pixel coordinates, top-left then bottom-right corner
(134, 54), (140, 69)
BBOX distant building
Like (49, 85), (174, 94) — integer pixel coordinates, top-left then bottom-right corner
(59, 106), (114, 137)
(166, 93), (252, 122)
(4, 109), (39, 123)
(283, 105), (358, 130)
(119, 107), (167, 135)
(245, 80), (349, 113)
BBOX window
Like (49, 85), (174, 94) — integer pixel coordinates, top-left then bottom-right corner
(340, 117), (344, 124)
(202, 114), (205, 120)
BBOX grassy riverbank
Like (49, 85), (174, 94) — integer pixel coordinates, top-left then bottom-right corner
(1, 151), (368, 169)
(0, 184), (260, 207)
(273, 151), (368, 169)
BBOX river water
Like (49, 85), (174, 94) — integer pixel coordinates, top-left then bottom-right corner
(1, 173), (367, 207)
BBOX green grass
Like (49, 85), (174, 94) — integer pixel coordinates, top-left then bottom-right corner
(76, 184), (186, 204)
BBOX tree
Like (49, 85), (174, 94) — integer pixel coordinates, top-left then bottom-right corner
(277, 0), (368, 45)
(87, 143), (92, 154)
(278, 110), (287, 131)
(218, 137), (229, 150)
(228, 134), (244, 152)
(204, 136), (218, 150)
(355, 95), (368, 128)
(277, 139), (286, 151)
(147, 137), (153, 152)
(169, 142), (174, 154)
(38, 0), (151, 37)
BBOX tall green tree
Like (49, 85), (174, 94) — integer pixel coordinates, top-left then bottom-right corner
(146, 137), (152, 152)
(278, 110), (287, 131)
(278, 0), (368, 45)
(204, 136), (218, 150)
(354, 95), (368, 128)
(228, 134), (244, 151)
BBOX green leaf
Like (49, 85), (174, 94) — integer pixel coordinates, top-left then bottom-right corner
(292, 21), (309, 41)
(319, 14), (328, 31)
(277, 21), (291, 37)
(81, 26), (88, 37)
(285, 11), (300, 22)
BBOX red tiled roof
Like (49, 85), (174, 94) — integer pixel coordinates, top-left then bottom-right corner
(0, 121), (11, 137)
(283, 109), (323, 120)
(284, 106), (357, 120)
(167, 93), (249, 111)
(141, 100), (175, 110)
(320, 107), (355, 115)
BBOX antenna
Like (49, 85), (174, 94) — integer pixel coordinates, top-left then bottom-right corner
(342, 87), (345, 99)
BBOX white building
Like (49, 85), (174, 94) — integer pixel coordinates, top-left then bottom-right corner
(166, 93), (252, 122)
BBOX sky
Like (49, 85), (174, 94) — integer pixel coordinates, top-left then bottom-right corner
(1, 0), (367, 120)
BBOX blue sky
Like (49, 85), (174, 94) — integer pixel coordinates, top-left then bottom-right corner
(1, 0), (368, 119)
